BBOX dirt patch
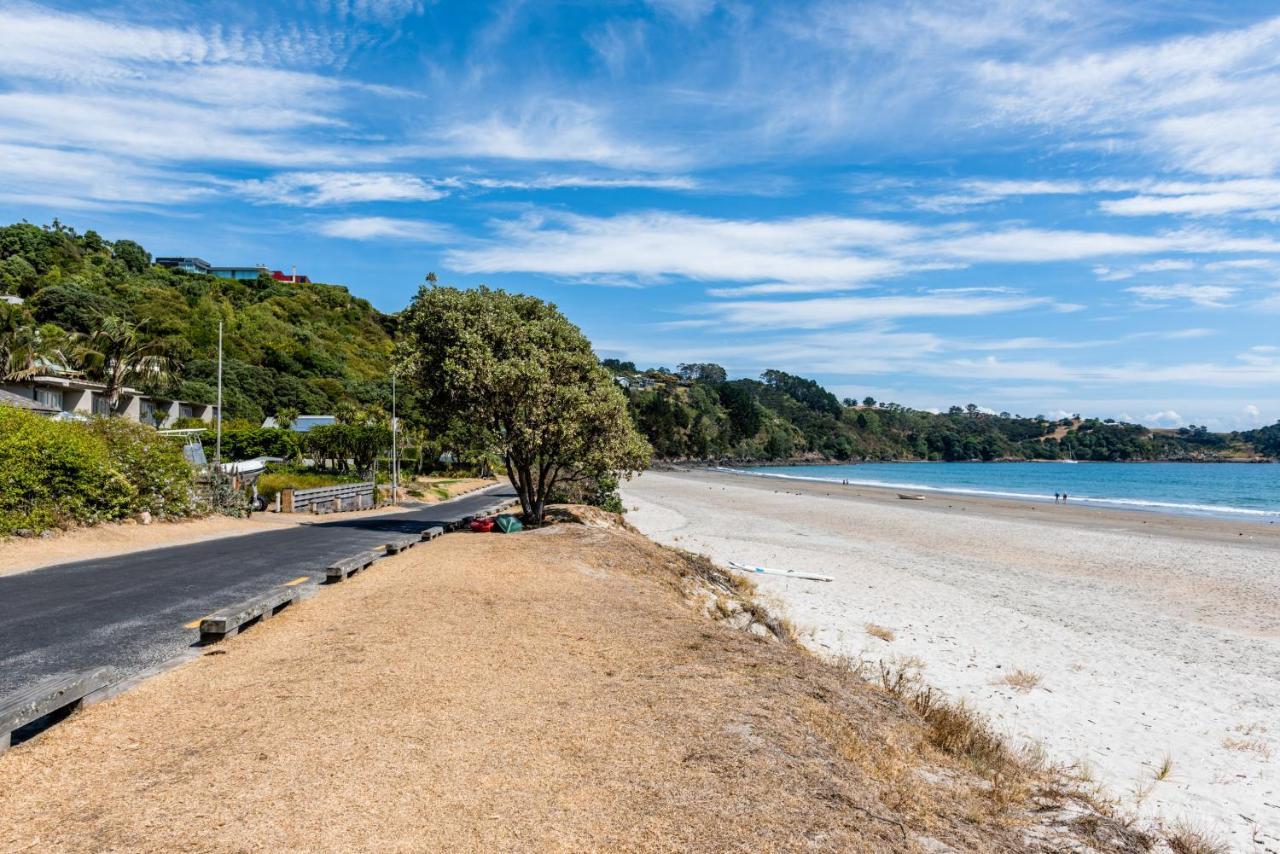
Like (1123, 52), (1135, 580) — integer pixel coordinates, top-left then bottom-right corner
(0, 522), (1143, 852)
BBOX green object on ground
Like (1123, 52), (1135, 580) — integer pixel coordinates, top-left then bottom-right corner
(495, 514), (523, 533)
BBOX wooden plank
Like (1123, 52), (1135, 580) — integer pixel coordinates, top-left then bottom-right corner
(198, 587), (300, 643)
(384, 535), (419, 555)
(325, 550), (382, 581)
(421, 526), (444, 541)
(0, 668), (112, 751)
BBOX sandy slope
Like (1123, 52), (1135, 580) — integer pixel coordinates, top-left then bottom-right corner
(623, 469), (1280, 851)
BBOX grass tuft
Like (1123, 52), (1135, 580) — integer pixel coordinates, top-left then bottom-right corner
(1153, 753), (1174, 781)
(1166, 820), (1229, 854)
(1000, 669), (1042, 692)
(865, 623), (895, 642)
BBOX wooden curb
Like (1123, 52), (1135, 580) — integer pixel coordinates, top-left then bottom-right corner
(421, 526), (444, 541)
(0, 668), (112, 753)
(199, 587), (302, 644)
(384, 534), (420, 555)
(325, 550), (382, 582)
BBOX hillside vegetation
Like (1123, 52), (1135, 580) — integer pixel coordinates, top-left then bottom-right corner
(610, 361), (1275, 463)
(1, 220), (393, 423)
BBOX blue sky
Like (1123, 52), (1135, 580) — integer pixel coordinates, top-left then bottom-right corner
(2, 0), (1280, 429)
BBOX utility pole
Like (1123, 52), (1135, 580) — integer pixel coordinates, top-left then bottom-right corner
(391, 370), (398, 505)
(215, 320), (223, 470)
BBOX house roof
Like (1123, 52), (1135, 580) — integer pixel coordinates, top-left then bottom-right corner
(0, 387), (60, 413)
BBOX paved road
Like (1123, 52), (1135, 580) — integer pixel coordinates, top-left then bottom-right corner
(0, 485), (517, 696)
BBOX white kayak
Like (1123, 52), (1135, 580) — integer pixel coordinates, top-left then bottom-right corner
(728, 561), (833, 582)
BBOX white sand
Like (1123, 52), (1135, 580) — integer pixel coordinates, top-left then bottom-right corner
(623, 469), (1280, 850)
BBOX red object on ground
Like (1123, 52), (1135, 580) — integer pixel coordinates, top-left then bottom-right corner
(469, 517), (495, 533)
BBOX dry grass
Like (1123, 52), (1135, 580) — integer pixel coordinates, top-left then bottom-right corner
(865, 623), (896, 642)
(0, 515), (1150, 852)
(1222, 736), (1272, 759)
(1000, 668), (1043, 692)
(1165, 820), (1229, 854)
(1153, 753), (1174, 781)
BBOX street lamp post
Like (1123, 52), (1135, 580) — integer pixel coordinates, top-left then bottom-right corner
(391, 371), (398, 505)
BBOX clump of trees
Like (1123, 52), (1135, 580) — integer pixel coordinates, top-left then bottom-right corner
(399, 284), (650, 522)
(602, 361), (1267, 463)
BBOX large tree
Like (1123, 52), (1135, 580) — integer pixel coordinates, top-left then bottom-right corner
(399, 285), (650, 522)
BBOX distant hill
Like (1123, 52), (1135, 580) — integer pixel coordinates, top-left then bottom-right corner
(1, 221), (394, 424)
(605, 361), (1276, 463)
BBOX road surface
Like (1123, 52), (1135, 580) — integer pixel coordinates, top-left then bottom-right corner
(0, 485), (517, 697)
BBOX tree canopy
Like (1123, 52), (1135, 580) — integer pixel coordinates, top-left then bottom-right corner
(399, 285), (650, 521)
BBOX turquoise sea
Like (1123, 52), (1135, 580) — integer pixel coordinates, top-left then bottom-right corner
(731, 461), (1280, 521)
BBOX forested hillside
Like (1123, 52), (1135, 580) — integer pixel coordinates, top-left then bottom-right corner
(608, 361), (1276, 463)
(0, 221), (393, 423)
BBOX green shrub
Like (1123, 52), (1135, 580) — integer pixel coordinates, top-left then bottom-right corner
(0, 407), (198, 536)
(256, 470), (364, 501)
(85, 417), (196, 517)
(0, 408), (134, 534)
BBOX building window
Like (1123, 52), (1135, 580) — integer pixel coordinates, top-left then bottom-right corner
(139, 399), (158, 424)
(179, 404), (195, 419)
(93, 394), (111, 416)
(35, 388), (63, 410)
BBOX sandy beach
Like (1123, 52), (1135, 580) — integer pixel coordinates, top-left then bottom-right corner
(623, 469), (1280, 850)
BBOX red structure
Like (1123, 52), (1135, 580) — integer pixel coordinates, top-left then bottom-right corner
(271, 270), (311, 284)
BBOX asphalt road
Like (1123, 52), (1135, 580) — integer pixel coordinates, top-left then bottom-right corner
(0, 485), (517, 697)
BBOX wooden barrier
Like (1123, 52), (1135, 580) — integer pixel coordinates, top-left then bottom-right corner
(0, 668), (112, 753)
(325, 550), (382, 582)
(199, 587), (302, 644)
(280, 482), (376, 514)
(384, 534), (420, 555)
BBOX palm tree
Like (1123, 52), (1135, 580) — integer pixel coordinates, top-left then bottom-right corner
(0, 303), (64, 381)
(73, 315), (179, 412)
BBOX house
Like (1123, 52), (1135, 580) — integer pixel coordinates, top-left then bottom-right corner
(155, 257), (212, 275)
(0, 387), (60, 416)
(261, 415), (336, 432)
(211, 265), (270, 281)
(1, 374), (217, 426)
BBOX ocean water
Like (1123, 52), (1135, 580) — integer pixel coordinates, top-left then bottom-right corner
(731, 461), (1280, 520)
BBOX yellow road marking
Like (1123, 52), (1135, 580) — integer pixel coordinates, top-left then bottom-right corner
(183, 615), (211, 629)
(284, 576), (310, 587)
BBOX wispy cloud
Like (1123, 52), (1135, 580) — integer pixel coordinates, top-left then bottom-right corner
(1126, 283), (1238, 308)
(238, 172), (446, 206)
(318, 216), (453, 241)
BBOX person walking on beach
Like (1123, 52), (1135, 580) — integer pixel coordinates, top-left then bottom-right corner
(1062, 491), (1068, 503)
(1054, 491), (1060, 503)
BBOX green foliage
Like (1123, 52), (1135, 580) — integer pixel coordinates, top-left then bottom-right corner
(305, 423), (391, 475)
(255, 468), (368, 502)
(610, 364), (1269, 462)
(400, 285), (650, 522)
(0, 220), (395, 420)
(1241, 421), (1280, 456)
(0, 407), (195, 535)
(84, 417), (197, 517)
(203, 426), (301, 461)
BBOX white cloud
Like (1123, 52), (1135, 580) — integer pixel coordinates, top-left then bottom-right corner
(701, 294), (1050, 330)
(979, 15), (1280, 177)
(238, 172), (446, 206)
(1143, 410), (1184, 428)
(318, 216), (453, 241)
(1101, 178), (1280, 217)
(463, 175), (698, 191)
(449, 211), (918, 286)
(1126, 283), (1237, 308)
(428, 100), (684, 170)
